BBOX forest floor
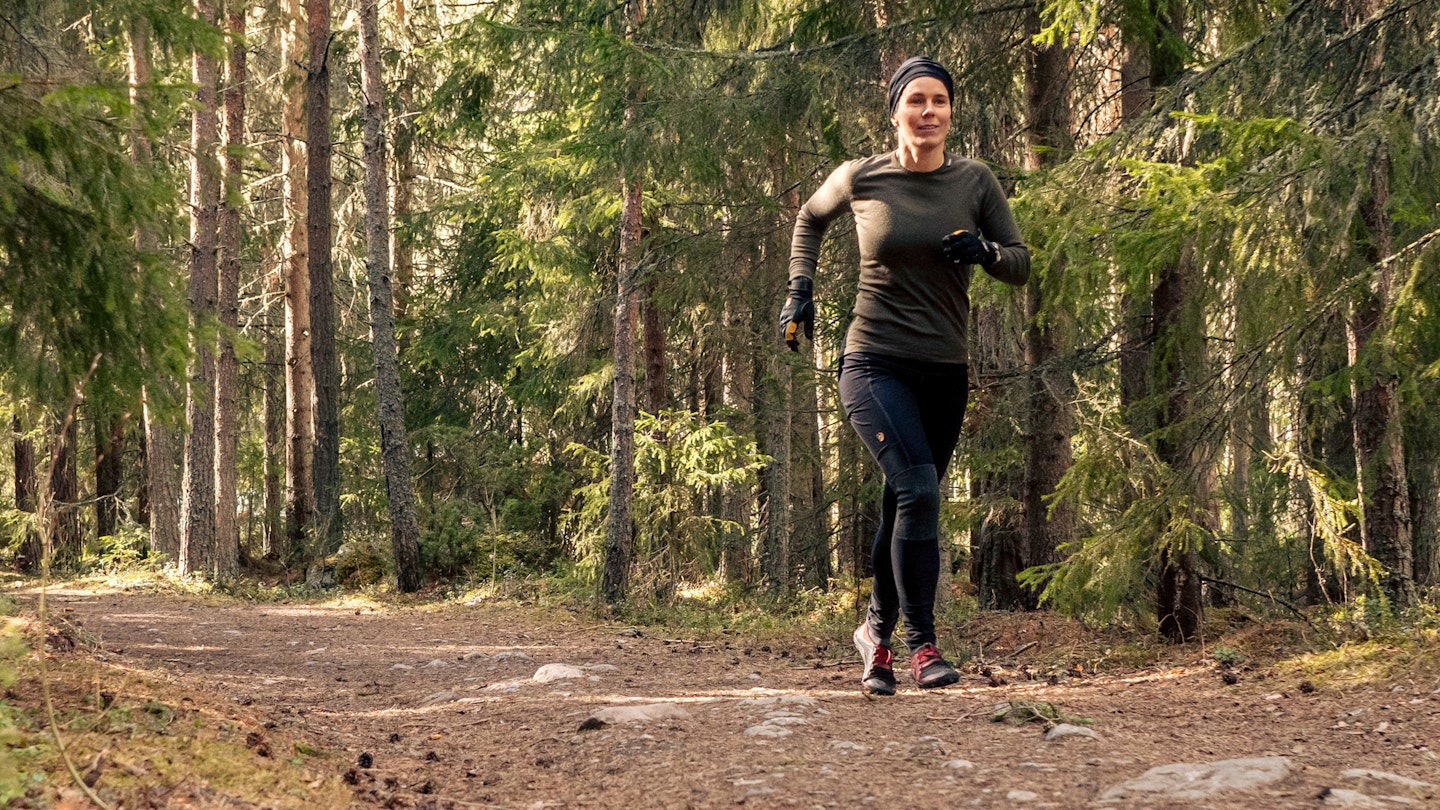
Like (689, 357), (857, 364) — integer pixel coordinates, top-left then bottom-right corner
(3, 579), (1439, 809)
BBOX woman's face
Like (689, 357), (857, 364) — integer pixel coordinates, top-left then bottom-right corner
(891, 76), (951, 152)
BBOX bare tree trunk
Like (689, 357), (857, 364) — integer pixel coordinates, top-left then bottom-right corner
(50, 417), (82, 568)
(308, 0), (340, 558)
(602, 174), (644, 604)
(214, 0), (245, 579)
(181, 0), (221, 577)
(1151, 252), (1206, 642)
(1021, 7), (1075, 580)
(720, 299), (753, 586)
(1348, 148), (1415, 608)
(13, 415), (39, 570)
(263, 283), (285, 557)
(95, 414), (124, 538)
(282, 0), (314, 557)
(359, 0), (424, 593)
(968, 301), (1027, 609)
(130, 23), (181, 563)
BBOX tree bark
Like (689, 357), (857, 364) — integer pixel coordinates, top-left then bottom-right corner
(130, 22), (182, 563)
(13, 415), (39, 570)
(359, 0), (424, 593)
(181, 0), (221, 577)
(214, 0), (245, 579)
(1348, 148), (1415, 608)
(95, 414), (124, 538)
(282, 0), (314, 557)
(308, 0), (341, 557)
(602, 174), (644, 604)
(1021, 7), (1075, 580)
(760, 353), (791, 594)
(49, 417), (82, 568)
(264, 280), (285, 558)
(1151, 252), (1206, 643)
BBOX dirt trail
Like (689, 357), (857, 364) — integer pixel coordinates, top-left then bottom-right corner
(31, 588), (1440, 808)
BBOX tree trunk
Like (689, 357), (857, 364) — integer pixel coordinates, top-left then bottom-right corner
(1021, 7), (1075, 579)
(282, 0), (314, 557)
(1151, 251), (1206, 642)
(130, 23), (182, 563)
(1348, 148), (1415, 608)
(264, 282), (285, 558)
(13, 416), (39, 570)
(359, 0), (424, 593)
(181, 0), (221, 577)
(49, 417), (82, 568)
(968, 301), (1027, 609)
(602, 174), (644, 604)
(760, 353), (791, 594)
(95, 414), (124, 538)
(642, 281), (666, 415)
(308, 0), (341, 557)
(214, 0), (245, 579)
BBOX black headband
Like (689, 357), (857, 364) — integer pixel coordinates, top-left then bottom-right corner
(887, 56), (954, 115)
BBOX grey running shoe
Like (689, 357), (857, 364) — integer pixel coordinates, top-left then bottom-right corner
(853, 624), (897, 696)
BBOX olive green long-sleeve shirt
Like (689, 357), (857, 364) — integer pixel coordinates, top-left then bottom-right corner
(788, 152), (1030, 365)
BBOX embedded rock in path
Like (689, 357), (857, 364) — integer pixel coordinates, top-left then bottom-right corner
(1100, 757), (1292, 801)
(1045, 723), (1099, 741)
(1320, 788), (1389, 808)
(532, 664), (586, 683)
(586, 703), (692, 726)
(743, 723), (792, 738)
(1339, 769), (1435, 796)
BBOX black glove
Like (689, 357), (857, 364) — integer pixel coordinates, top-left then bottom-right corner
(942, 229), (1000, 268)
(778, 276), (814, 351)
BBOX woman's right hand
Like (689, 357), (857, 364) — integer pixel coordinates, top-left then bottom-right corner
(779, 276), (815, 351)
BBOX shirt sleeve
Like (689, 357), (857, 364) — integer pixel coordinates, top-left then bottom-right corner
(788, 162), (856, 284)
(977, 167), (1031, 286)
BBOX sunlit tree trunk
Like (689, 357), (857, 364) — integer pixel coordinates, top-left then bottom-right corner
(600, 0), (646, 605)
(282, 0), (314, 558)
(1348, 148), (1415, 608)
(308, 0), (340, 557)
(181, 0), (221, 576)
(359, 0), (424, 592)
(263, 283), (285, 557)
(602, 174), (643, 603)
(214, 0), (245, 579)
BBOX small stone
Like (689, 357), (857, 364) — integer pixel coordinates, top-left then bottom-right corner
(1320, 788), (1387, 808)
(424, 659), (450, 668)
(422, 691), (454, 706)
(829, 741), (865, 752)
(941, 760), (975, 770)
(588, 703), (692, 725)
(532, 664), (586, 683)
(1045, 723), (1099, 741)
(1006, 790), (1039, 802)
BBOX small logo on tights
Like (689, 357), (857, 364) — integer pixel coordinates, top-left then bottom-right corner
(876, 432), (886, 442)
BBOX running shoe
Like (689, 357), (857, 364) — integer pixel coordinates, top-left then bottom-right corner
(852, 624), (897, 696)
(910, 643), (960, 689)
